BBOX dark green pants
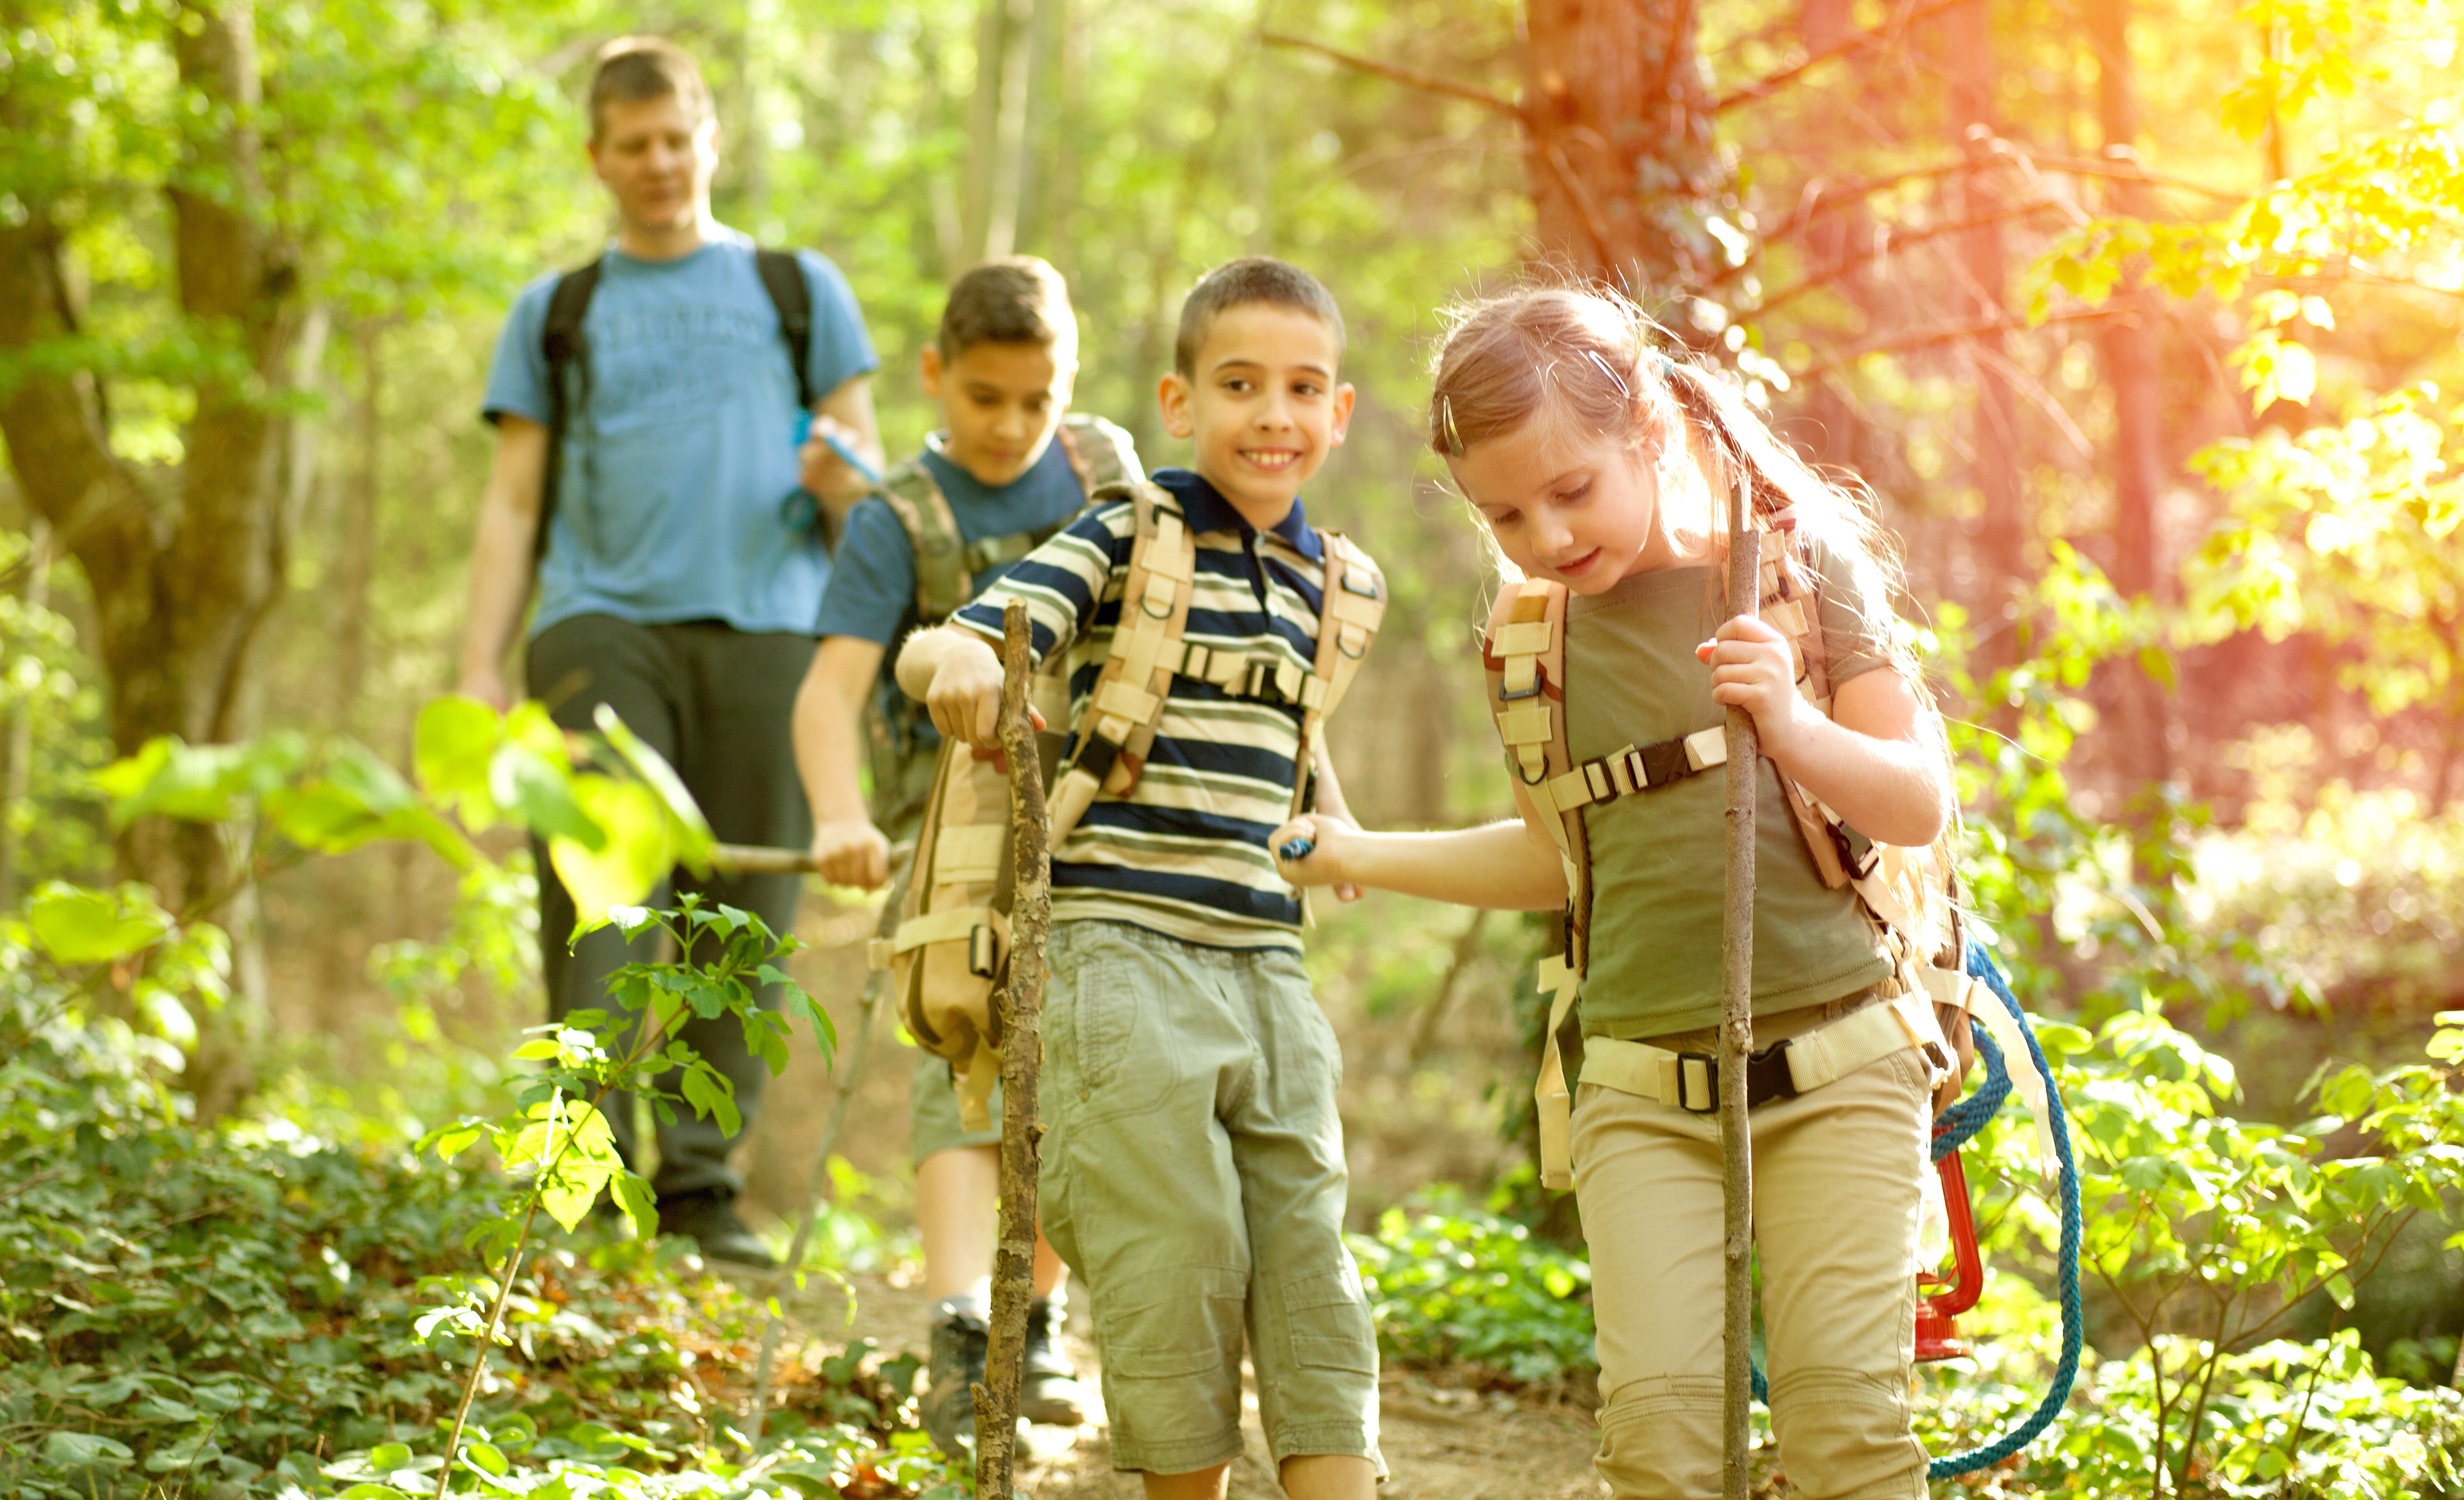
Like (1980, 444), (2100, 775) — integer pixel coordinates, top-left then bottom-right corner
(527, 614), (817, 1200)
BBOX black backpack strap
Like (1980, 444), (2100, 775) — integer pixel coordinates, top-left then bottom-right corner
(536, 258), (602, 566)
(754, 248), (816, 413)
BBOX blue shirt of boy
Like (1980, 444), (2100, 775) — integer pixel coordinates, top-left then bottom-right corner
(480, 229), (879, 639)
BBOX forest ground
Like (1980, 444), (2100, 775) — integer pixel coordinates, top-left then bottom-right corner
(788, 1267), (1611, 1499)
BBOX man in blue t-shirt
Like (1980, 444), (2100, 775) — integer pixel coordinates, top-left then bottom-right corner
(455, 35), (883, 1267)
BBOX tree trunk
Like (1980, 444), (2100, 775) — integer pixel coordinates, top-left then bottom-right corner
(960, 0), (1038, 266)
(2091, 0), (2173, 806)
(0, 0), (301, 1113)
(334, 319), (383, 727)
(1522, 0), (1726, 308)
(1945, 0), (2028, 694)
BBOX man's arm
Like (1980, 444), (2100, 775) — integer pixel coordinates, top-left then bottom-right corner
(457, 415), (548, 710)
(792, 636), (893, 890)
(798, 374), (887, 535)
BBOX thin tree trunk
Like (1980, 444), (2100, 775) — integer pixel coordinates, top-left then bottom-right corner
(1946, 0), (2028, 696)
(333, 319), (382, 726)
(1719, 480), (1761, 1500)
(973, 601), (1049, 1500)
(0, 519), (50, 911)
(2090, 0), (2174, 815)
(961, 0), (1036, 264)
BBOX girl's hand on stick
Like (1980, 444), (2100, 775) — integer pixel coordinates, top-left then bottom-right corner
(1698, 614), (1811, 758)
(1271, 813), (1364, 902)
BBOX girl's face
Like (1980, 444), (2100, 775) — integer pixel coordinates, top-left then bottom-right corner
(1449, 416), (1682, 594)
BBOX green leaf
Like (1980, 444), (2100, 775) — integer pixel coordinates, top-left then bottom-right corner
(417, 695), (504, 812)
(367, 1442), (414, 1473)
(493, 743), (604, 850)
(43, 1432), (135, 1468)
(591, 703), (714, 861)
(464, 1440), (508, 1476)
(29, 881), (174, 964)
(612, 1169), (657, 1238)
(550, 777), (674, 929)
(680, 1063), (741, 1137)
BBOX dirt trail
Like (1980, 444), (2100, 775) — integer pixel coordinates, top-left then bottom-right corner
(791, 1271), (1608, 1499)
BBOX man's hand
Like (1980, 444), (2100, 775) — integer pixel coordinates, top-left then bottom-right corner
(924, 634), (1010, 747)
(459, 664), (513, 714)
(1697, 614), (1812, 759)
(799, 413), (876, 522)
(1269, 813), (1364, 903)
(811, 816), (892, 891)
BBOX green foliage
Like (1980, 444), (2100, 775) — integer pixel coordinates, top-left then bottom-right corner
(1349, 1186), (1594, 1388)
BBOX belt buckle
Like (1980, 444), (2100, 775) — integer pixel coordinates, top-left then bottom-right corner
(1745, 1041), (1800, 1107)
(1673, 1052), (1719, 1113)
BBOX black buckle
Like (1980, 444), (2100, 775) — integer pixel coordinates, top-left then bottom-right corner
(1071, 730), (1125, 784)
(1243, 659), (1285, 703)
(1671, 1042), (1801, 1113)
(1640, 738), (1690, 787)
(1497, 669), (1545, 702)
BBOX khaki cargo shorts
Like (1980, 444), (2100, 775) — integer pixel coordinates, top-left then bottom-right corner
(1038, 920), (1382, 1477)
(910, 1049), (1003, 1162)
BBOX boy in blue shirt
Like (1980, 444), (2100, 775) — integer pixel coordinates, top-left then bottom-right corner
(791, 256), (1139, 1453)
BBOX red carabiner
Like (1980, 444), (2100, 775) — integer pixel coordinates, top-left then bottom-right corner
(1915, 1135), (1986, 1362)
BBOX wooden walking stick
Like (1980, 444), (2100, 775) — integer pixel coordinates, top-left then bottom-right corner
(972, 600), (1050, 1499)
(1719, 462), (1761, 1500)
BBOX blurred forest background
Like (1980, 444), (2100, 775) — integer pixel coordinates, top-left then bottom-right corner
(7, 0), (2464, 1493)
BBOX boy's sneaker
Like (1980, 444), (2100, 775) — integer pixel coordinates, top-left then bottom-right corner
(922, 1296), (990, 1456)
(655, 1190), (777, 1270)
(1019, 1294), (1087, 1427)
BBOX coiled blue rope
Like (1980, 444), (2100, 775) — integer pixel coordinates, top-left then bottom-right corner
(1742, 943), (2083, 1478)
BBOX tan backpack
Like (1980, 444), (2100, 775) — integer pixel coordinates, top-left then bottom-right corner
(874, 480), (1386, 1129)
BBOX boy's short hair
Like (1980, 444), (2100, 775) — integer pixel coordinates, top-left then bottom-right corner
(1173, 257), (1345, 376)
(940, 257), (1078, 363)
(588, 36), (711, 141)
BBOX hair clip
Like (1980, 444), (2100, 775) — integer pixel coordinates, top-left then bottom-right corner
(1580, 348), (1631, 397)
(1436, 393), (1466, 456)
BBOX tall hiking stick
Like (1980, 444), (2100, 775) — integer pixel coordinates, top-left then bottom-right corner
(1720, 468), (1762, 1500)
(972, 601), (1051, 1500)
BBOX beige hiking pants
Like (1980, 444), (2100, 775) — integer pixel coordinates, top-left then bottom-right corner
(1571, 1038), (1932, 1500)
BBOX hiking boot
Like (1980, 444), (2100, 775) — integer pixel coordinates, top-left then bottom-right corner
(655, 1190), (777, 1270)
(921, 1296), (990, 1456)
(1019, 1293), (1088, 1427)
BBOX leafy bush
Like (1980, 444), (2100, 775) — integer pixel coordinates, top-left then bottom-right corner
(1350, 1185), (1594, 1387)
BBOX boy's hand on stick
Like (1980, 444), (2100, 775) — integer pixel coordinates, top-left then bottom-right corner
(1698, 615), (1811, 758)
(924, 634), (1011, 747)
(810, 816), (891, 891)
(1271, 814), (1364, 902)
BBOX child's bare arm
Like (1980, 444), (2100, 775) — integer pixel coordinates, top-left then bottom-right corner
(895, 624), (1008, 747)
(1699, 615), (1952, 847)
(1272, 773), (1566, 912)
(1304, 741), (1363, 903)
(792, 637), (892, 889)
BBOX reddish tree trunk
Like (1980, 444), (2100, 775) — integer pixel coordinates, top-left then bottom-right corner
(1522, 0), (1727, 307)
(2092, 0), (2174, 802)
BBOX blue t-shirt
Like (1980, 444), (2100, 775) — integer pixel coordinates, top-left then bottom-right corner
(482, 229), (878, 637)
(814, 434), (1090, 647)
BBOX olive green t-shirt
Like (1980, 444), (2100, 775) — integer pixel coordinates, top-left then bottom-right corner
(1565, 537), (1897, 1039)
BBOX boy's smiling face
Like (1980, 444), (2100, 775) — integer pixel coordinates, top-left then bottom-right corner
(1159, 303), (1353, 527)
(922, 339), (1075, 489)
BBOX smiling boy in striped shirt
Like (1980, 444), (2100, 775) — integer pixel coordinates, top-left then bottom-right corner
(894, 258), (1383, 1500)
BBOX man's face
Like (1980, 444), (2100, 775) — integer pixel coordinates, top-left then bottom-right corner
(923, 339), (1076, 489)
(589, 93), (717, 234)
(1158, 304), (1353, 522)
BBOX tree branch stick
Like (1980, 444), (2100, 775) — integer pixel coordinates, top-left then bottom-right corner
(1719, 479), (1761, 1500)
(971, 600), (1049, 1500)
(1713, 0), (1973, 113)
(1261, 31), (1524, 118)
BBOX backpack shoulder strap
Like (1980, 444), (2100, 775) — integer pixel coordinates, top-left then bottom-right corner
(1045, 482), (1193, 845)
(535, 257), (603, 567)
(873, 454), (971, 623)
(1482, 575), (1590, 1191)
(1054, 413), (1146, 494)
(1287, 532), (1386, 819)
(753, 247), (817, 414)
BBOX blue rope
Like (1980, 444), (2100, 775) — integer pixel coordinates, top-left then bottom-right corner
(1739, 944), (2084, 1477)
